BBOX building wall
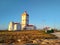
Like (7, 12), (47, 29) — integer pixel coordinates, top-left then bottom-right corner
(14, 23), (21, 30)
(17, 23), (21, 30)
(14, 24), (18, 30)
(8, 22), (14, 31)
(25, 25), (36, 30)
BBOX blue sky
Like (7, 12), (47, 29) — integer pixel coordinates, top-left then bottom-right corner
(0, 0), (60, 30)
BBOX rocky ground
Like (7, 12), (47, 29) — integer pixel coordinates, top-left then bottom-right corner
(39, 39), (60, 45)
(12, 39), (60, 45)
(0, 30), (60, 45)
(1, 39), (60, 45)
(13, 32), (60, 45)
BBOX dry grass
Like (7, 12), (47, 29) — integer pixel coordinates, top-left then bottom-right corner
(0, 30), (58, 43)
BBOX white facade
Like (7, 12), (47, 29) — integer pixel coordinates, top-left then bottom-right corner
(21, 11), (29, 30)
(14, 23), (21, 30)
(8, 22), (14, 31)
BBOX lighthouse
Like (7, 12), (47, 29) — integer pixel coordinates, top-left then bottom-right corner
(21, 11), (29, 30)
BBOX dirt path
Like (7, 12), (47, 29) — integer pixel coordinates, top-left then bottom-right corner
(51, 32), (60, 38)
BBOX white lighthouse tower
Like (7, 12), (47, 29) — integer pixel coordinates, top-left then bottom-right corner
(21, 11), (29, 30)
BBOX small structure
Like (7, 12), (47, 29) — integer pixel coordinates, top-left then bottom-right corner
(24, 25), (36, 30)
(8, 22), (21, 31)
(44, 27), (54, 33)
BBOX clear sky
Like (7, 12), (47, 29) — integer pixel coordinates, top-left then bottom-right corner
(0, 0), (60, 30)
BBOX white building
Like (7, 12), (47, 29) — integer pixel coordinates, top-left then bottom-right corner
(44, 27), (52, 33)
(8, 22), (21, 31)
(8, 11), (36, 31)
